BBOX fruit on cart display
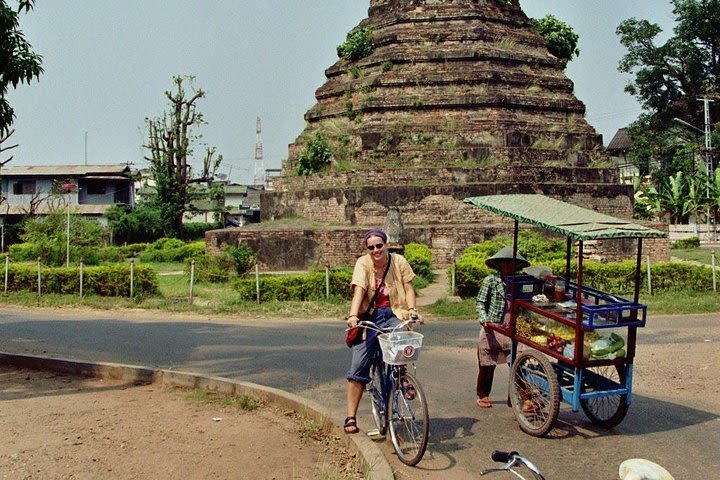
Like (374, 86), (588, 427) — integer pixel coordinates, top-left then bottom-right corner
(529, 335), (548, 347)
(546, 333), (568, 354)
(590, 333), (626, 359)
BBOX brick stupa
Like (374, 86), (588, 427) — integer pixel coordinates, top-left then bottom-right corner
(209, 0), (651, 269)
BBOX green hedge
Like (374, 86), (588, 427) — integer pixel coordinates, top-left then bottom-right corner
(138, 239), (205, 263)
(671, 237), (701, 249)
(232, 269), (353, 302)
(185, 252), (234, 283)
(8, 242), (101, 266)
(96, 243), (149, 263)
(3, 263), (158, 297)
(404, 242), (432, 279)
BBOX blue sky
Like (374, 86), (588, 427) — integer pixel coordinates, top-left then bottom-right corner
(7, 1), (674, 184)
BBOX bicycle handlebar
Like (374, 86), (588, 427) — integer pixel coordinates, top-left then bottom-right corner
(356, 317), (417, 334)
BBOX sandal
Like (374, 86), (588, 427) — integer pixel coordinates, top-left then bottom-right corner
(401, 378), (416, 400)
(522, 400), (541, 413)
(343, 416), (359, 434)
(476, 397), (492, 408)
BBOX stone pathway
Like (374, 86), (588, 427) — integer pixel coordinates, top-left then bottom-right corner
(417, 269), (452, 307)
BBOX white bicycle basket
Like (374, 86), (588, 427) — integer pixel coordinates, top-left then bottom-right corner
(378, 331), (424, 365)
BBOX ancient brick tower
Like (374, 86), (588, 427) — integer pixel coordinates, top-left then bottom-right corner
(214, 0), (641, 269)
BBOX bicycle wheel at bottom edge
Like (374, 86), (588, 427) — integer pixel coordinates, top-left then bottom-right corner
(367, 362), (387, 435)
(389, 371), (429, 466)
(509, 350), (560, 437)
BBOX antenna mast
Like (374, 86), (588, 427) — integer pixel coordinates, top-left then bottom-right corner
(253, 116), (265, 186)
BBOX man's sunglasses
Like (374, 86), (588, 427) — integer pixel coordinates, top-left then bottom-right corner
(366, 243), (384, 251)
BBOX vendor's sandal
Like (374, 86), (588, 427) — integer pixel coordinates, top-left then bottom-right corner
(476, 397), (492, 408)
(522, 400), (541, 413)
(343, 416), (359, 434)
(401, 379), (416, 400)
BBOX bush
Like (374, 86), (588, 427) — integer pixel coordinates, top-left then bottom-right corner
(225, 244), (256, 277)
(96, 243), (149, 263)
(296, 132), (332, 176)
(232, 270), (353, 302)
(138, 238), (205, 263)
(403, 243), (432, 279)
(671, 237), (701, 249)
(336, 27), (374, 61)
(9, 242), (101, 266)
(4, 263), (158, 297)
(186, 252), (234, 283)
(184, 222), (221, 241)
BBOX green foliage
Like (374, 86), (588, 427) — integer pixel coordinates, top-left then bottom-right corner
(106, 203), (172, 245)
(296, 132), (332, 176)
(381, 61), (394, 72)
(8, 242), (101, 266)
(232, 270), (353, 302)
(138, 238), (205, 263)
(672, 236), (701, 249)
(403, 243), (433, 279)
(225, 244), (256, 277)
(178, 222), (220, 241)
(533, 14), (580, 63)
(21, 211), (107, 248)
(0, 0), (43, 135)
(186, 252), (234, 283)
(336, 27), (374, 62)
(96, 243), (148, 263)
(4, 263), (158, 297)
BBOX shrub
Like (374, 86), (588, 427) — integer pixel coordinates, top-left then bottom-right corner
(186, 252), (234, 283)
(336, 27), (374, 61)
(225, 244), (256, 277)
(9, 242), (101, 266)
(671, 237), (701, 249)
(96, 243), (149, 263)
(232, 270), (353, 302)
(4, 263), (158, 297)
(138, 239), (205, 263)
(296, 132), (332, 176)
(403, 243), (432, 279)
(184, 222), (221, 241)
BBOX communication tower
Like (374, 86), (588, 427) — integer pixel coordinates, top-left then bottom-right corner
(253, 116), (265, 186)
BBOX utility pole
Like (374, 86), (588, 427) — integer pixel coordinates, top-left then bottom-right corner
(700, 98), (715, 242)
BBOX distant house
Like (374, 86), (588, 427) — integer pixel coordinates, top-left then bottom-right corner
(223, 184), (261, 227)
(606, 128), (638, 184)
(0, 164), (135, 224)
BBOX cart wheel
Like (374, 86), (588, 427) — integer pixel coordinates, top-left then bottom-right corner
(509, 351), (560, 437)
(580, 364), (629, 428)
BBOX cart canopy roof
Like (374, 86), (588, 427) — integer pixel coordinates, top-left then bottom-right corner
(464, 194), (667, 241)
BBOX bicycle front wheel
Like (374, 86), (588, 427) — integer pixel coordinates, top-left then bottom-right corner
(367, 361), (387, 435)
(389, 370), (429, 466)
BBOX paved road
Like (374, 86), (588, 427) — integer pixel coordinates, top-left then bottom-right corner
(0, 307), (718, 479)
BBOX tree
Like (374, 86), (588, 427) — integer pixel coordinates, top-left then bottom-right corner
(0, 0), (43, 136)
(533, 14), (580, 64)
(617, 0), (719, 129)
(143, 75), (222, 239)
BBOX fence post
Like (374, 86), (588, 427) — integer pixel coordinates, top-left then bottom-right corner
(712, 250), (717, 293)
(189, 260), (195, 304)
(129, 258), (135, 298)
(255, 264), (260, 303)
(79, 262), (84, 298)
(451, 260), (456, 296)
(646, 255), (652, 296)
(325, 265), (330, 299)
(4, 255), (8, 294)
(37, 257), (41, 296)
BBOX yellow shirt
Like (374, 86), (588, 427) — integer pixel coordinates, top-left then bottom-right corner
(351, 253), (416, 320)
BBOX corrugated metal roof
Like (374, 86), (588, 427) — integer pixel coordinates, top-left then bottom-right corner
(464, 194), (667, 240)
(606, 128), (631, 152)
(1, 164), (132, 176)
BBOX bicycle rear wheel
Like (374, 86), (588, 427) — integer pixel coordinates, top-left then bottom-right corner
(509, 351), (560, 437)
(367, 361), (387, 435)
(389, 370), (429, 466)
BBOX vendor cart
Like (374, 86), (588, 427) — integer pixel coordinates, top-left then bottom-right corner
(464, 194), (667, 437)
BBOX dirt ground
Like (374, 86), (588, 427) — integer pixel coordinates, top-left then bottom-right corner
(0, 366), (364, 480)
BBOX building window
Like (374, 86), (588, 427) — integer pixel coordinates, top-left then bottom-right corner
(87, 181), (107, 195)
(12, 181), (35, 195)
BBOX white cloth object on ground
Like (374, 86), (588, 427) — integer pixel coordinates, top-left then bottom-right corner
(619, 459), (674, 480)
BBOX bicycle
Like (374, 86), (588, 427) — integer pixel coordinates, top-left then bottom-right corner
(479, 451), (674, 480)
(357, 318), (429, 466)
(480, 451), (546, 480)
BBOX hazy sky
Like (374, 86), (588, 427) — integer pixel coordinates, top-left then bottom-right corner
(7, 1), (675, 184)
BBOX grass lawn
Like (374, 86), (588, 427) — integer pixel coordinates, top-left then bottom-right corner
(671, 247), (719, 265)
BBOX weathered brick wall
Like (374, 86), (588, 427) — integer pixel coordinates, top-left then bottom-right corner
(205, 219), (670, 271)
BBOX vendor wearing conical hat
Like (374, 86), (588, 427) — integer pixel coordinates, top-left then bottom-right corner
(474, 246), (529, 409)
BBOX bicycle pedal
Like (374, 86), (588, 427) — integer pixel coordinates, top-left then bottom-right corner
(366, 429), (385, 441)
